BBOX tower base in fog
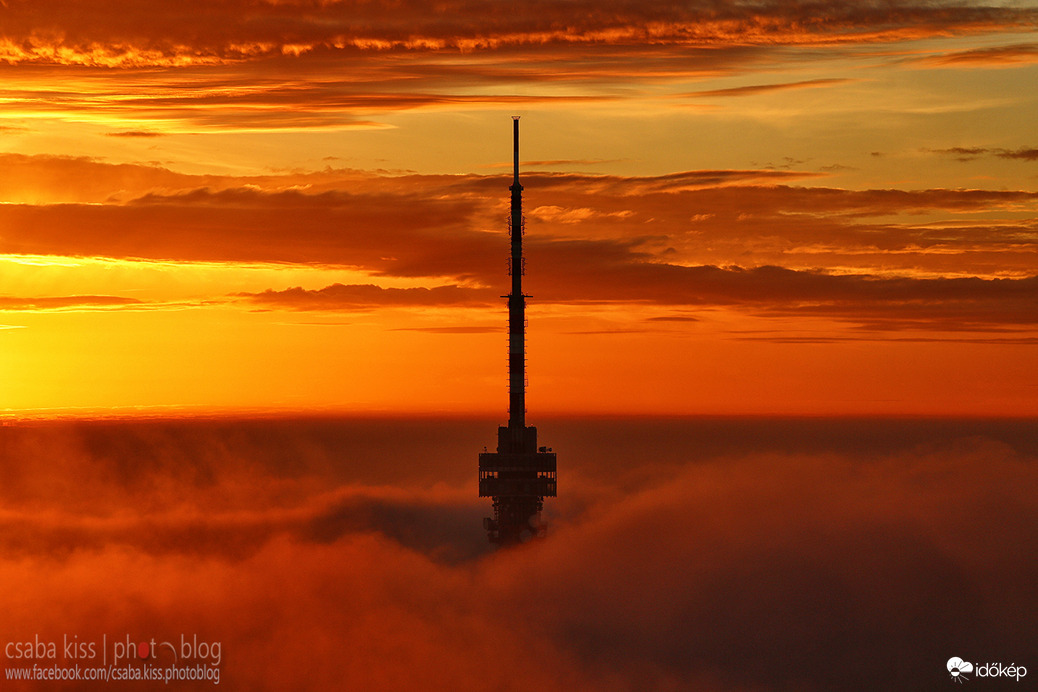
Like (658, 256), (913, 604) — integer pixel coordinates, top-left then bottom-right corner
(479, 425), (556, 546)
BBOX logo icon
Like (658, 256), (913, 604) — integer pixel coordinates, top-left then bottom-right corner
(948, 657), (974, 683)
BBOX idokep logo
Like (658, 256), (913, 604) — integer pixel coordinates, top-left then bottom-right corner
(947, 656), (1028, 684)
(948, 658), (974, 683)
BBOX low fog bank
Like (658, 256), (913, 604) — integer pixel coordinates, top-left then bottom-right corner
(0, 417), (1034, 690)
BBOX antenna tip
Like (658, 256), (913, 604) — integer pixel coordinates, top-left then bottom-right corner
(512, 115), (521, 121)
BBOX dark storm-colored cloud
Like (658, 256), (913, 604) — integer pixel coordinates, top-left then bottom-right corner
(929, 145), (991, 161)
(917, 41), (1038, 67)
(646, 315), (699, 322)
(105, 130), (166, 137)
(531, 259), (1038, 328)
(3, 156), (1037, 329)
(928, 145), (1038, 161)
(0, 166), (827, 270)
(0, 186), (488, 271)
(685, 77), (853, 97)
(484, 158), (625, 169)
(515, 176), (1038, 278)
(542, 168), (822, 191)
(998, 147), (1038, 161)
(240, 265), (1038, 329)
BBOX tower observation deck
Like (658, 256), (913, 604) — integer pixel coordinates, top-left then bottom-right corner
(479, 117), (557, 546)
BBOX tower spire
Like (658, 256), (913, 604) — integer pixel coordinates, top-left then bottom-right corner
(478, 117), (557, 546)
(508, 116), (525, 430)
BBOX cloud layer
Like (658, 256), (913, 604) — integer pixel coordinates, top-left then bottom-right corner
(3, 155), (1035, 332)
(1, 1), (1035, 133)
(4, 1), (1035, 65)
(0, 416), (1034, 691)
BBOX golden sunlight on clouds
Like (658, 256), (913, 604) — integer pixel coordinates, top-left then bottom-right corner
(1, 1), (1037, 416)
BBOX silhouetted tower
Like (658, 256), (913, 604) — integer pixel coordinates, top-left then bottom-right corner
(479, 117), (557, 546)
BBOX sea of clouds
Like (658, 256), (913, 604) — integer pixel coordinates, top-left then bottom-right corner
(1, 417), (1034, 690)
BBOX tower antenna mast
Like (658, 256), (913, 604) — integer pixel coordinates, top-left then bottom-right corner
(508, 115), (525, 430)
(478, 117), (557, 546)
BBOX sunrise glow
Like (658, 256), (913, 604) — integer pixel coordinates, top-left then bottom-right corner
(1, 2), (1037, 417)
(2, 5), (1037, 692)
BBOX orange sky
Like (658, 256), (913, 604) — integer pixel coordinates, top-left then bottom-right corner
(1, 0), (1037, 416)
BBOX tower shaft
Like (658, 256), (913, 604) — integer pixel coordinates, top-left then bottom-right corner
(508, 116), (525, 431)
(479, 117), (557, 546)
